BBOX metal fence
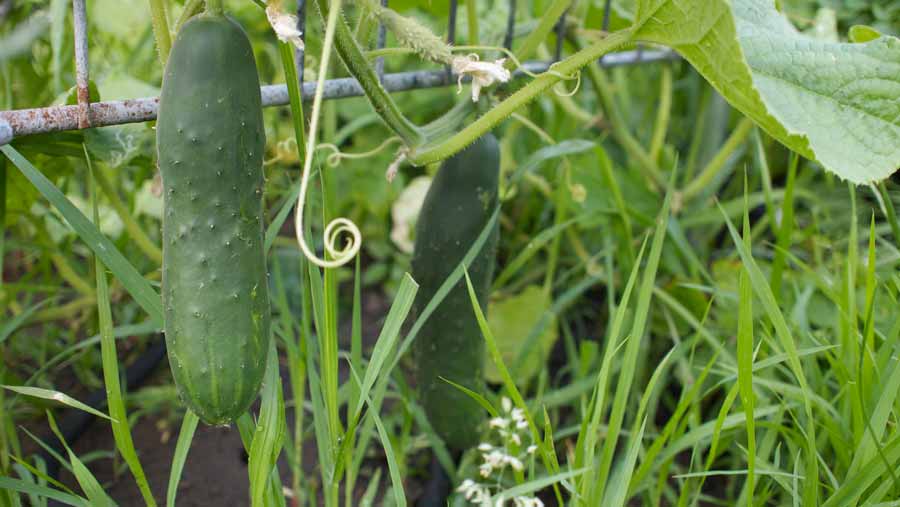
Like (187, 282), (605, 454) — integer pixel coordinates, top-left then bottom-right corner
(0, 0), (678, 146)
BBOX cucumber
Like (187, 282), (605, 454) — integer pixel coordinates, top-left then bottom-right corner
(411, 134), (500, 450)
(157, 13), (270, 425)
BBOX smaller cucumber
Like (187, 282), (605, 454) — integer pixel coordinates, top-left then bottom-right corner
(411, 134), (500, 451)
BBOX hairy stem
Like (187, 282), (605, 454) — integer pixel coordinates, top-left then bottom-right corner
(313, 0), (423, 145)
(409, 29), (634, 165)
(147, 0), (172, 65)
(205, 0), (223, 15)
(175, 0), (204, 30)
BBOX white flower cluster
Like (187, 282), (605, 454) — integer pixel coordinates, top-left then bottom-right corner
(456, 397), (542, 507)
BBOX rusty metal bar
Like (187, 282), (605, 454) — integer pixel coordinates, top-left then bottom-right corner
(0, 50), (678, 144)
(72, 0), (91, 129)
(295, 0), (307, 82)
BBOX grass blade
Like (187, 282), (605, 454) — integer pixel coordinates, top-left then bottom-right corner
(46, 412), (115, 506)
(88, 147), (157, 506)
(594, 184), (672, 502)
(166, 410), (199, 507)
(1, 386), (112, 421)
(248, 341), (287, 507)
(0, 477), (88, 507)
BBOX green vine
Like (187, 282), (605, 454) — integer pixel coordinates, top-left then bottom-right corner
(147, 0), (172, 64)
(205, 0), (223, 15)
(409, 29), (634, 165)
(312, 0), (424, 146)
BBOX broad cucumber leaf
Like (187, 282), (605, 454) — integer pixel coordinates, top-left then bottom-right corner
(634, 0), (900, 183)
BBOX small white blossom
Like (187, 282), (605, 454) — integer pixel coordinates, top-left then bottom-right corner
(266, 5), (305, 50)
(502, 397), (513, 413)
(458, 479), (493, 506)
(452, 54), (511, 102)
(489, 417), (509, 429)
(526, 445), (537, 454)
(478, 443), (493, 451)
(513, 497), (544, 507)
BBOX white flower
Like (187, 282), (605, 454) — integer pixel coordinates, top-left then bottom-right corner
(478, 443), (493, 451)
(452, 54), (511, 102)
(458, 479), (493, 505)
(502, 397), (513, 413)
(266, 4), (304, 50)
(510, 407), (525, 422)
(489, 417), (509, 429)
(526, 444), (537, 454)
(513, 497), (544, 507)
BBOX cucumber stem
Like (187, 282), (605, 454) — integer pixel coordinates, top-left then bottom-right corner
(205, 0), (223, 15)
(147, 0), (173, 64)
(312, 0), (424, 146)
(409, 29), (634, 166)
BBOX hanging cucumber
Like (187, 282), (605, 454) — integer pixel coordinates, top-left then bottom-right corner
(411, 133), (500, 450)
(157, 12), (270, 425)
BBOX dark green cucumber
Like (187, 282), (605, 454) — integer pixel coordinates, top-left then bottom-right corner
(157, 13), (270, 425)
(411, 134), (500, 450)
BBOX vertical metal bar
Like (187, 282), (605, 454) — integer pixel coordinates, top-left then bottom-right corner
(72, 0), (91, 129)
(601, 0), (612, 32)
(598, 0), (612, 65)
(553, 7), (569, 62)
(446, 0), (458, 79)
(503, 0), (516, 50)
(375, 0), (388, 81)
(295, 0), (307, 82)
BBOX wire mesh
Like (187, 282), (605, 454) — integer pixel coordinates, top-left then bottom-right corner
(0, 0), (678, 145)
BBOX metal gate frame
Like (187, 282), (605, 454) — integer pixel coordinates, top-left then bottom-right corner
(0, 0), (678, 145)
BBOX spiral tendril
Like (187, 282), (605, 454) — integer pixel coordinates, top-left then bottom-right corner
(317, 136), (403, 167)
(294, 0), (361, 269)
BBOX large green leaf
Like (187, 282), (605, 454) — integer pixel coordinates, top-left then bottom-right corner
(634, 0), (900, 183)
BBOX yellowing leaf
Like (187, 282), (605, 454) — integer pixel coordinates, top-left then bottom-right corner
(485, 285), (558, 384)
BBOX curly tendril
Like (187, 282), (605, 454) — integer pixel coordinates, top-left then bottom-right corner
(294, 0), (360, 269)
(316, 136), (403, 167)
